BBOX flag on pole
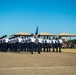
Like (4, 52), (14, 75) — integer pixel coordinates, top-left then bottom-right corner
(35, 26), (38, 35)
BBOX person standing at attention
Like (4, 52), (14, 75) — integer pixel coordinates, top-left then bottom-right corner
(29, 33), (35, 54)
(52, 37), (56, 52)
(58, 36), (63, 52)
(36, 34), (42, 54)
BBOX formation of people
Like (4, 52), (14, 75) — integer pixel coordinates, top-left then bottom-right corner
(0, 34), (63, 54)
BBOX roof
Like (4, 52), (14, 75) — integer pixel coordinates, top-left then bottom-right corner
(57, 32), (76, 36)
(12, 32), (31, 36)
(39, 32), (56, 36)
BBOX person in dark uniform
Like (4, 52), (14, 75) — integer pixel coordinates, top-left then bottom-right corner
(11, 37), (15, 52)
(55, 37), (58, 52)
(29, 33), (35, 54)
(33, 36), (36, 52)
(58, 36), (63, 52)
(49, 38), (52, 52)
(1, 39), (4, 51)
(14, 37), (18, 52)
(52, 37), (56, 52)
(16, 36), (22, 53)
(0, 38), (2, 51)
(3, 35), (9, 52)
(46, 36), (50, 52)
(22, 37), (26, 52)
(36, 34), (42, 54)
(43, 36), (46, 52)
(26, 36), (30, 52)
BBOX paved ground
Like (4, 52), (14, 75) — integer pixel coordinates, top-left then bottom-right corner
(0, 49), (76, 75)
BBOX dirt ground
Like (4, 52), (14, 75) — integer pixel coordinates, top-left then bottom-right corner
(0, 49), (76, 75)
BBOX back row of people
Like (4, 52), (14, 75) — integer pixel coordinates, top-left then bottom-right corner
(0, 34), (63, 54)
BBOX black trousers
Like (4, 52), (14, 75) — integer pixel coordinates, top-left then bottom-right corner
(30, 42), (35, 54)
(52, 43), (55, 52)
(43, 43), (46, 52)
(38, 43), (42, 53)
(55, 43), (58, 52)
(17, 42), (21, 52)
(22, 43), (26, 52)
(58, 43), (62, 52)
(4, 43), (8, 52)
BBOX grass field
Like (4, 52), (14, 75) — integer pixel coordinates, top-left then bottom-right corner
(0, 49), (76, 75)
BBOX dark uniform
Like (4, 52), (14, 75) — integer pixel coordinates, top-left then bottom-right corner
(58, 37), (63, 52)
(36, 35), (42, 54)
(16, 37), (22, 53)
(29, 34), (35, 54)
(49, 38), (52, 52)
(26, 37), (30, 52)
(2, 37), (9, 52)
(0, 39), (2, 51)
(45, 36), (50, 52)
(43, 36), (46, 52)
(22, 38), (26, 52)
(55, 38), (58, 52)
(52, 37), (56, 52)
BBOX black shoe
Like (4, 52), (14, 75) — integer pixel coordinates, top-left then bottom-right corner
(38, 52), (41, 54)
(31, 52), (33, 54)
(49, 50), (51, 52)
(19, 50), (20, 53)
(53, 50), (55, 52)
(59, 51), (61, 53)
(56, 51), (58, 52)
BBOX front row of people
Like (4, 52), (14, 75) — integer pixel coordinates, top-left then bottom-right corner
(0, 34), (63, 54)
